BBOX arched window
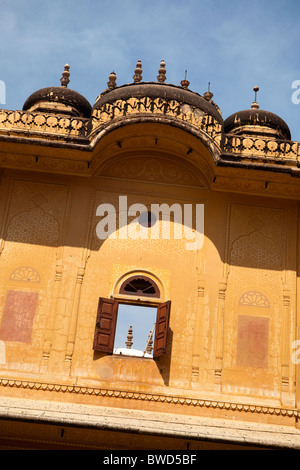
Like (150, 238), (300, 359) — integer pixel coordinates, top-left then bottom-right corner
(93, 275), (170, 359)
(119, 275), (160, 298)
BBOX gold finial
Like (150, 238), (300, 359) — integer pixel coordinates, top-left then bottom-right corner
(107, 71), (117, 89)
(60, 64), (70, 87)
(251, 85), (260, 109)
(181, 69), (190, 89)
(204, 81), (213, 101)
(133, 60), (143, 83)
(157, 60), (166, 83)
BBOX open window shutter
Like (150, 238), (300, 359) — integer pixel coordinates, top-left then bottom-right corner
(93, 297), (118, 353)
(153, 301), (171, 359)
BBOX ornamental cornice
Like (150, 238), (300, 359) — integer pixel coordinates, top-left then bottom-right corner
(1, 106), (300, 181)
(0, 377), (298, 420)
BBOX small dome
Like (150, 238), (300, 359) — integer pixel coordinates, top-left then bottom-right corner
(23, 64), (92, 118)
(224, 87), (291, 140)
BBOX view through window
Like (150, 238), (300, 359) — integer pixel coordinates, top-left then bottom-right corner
(113, 304), (157, 357)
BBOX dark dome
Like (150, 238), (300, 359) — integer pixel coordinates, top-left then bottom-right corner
(93, 82), (223, 125)
(23, 86), (92, 118)
(224, 105), (291, 140)
(23, 65), (92, 118)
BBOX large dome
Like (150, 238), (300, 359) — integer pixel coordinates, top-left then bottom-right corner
(23, 64), (92, 118)
(92, 60), (223, 126)
(93, 81), (223, 125)
(224, 87), (291, 140)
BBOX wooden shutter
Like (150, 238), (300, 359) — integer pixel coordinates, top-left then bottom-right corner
(93, 297), (118, 353)
(153, 301), (171, 359)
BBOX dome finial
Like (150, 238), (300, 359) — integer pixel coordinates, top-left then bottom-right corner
(204, 81), (214, 101)
(251, 85), (260, 109)
(157, 60), (166, 83)
(133, 60), (143, 83)
(107, 71), (117, 89)
(60, 64), (70, 87)
(180, 70), (190, 89)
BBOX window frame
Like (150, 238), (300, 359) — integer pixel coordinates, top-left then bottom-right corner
(93, 296), (171, 359)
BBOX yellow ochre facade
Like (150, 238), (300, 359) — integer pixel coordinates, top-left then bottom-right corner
(0, 61), (299, 449)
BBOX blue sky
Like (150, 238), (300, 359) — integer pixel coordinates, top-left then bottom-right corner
(1, 0), (300, 140)
(114, 304), (157, 354)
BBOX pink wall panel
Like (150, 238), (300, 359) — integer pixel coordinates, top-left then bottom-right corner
(0, 290), (38, 343)
(236, 315), (269, 368)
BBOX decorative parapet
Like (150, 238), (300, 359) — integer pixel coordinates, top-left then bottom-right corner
(90, 95), (224, 150)
(0, 109), (90, 143)
(0, 100), (223, 152)
(223, 134), (300, 165)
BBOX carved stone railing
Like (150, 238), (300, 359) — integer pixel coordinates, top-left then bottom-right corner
(90, 95), (223, 149)
(0, 109), (90, 142)
(224, 134), (300, 164)
(0, 102), (224, 150)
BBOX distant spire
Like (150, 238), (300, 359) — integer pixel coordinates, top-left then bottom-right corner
(133, 60), (143, 83)
(60, 64), (70, 87)
(251, 85), (260, 109)
(144, 324), (156, 356)
(181, 69), (190, 89)
(107, 71), (117, 89)
(145, 329), (154, 355)
(157, 60), (166, 83)
(125, 326), (133, 349)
